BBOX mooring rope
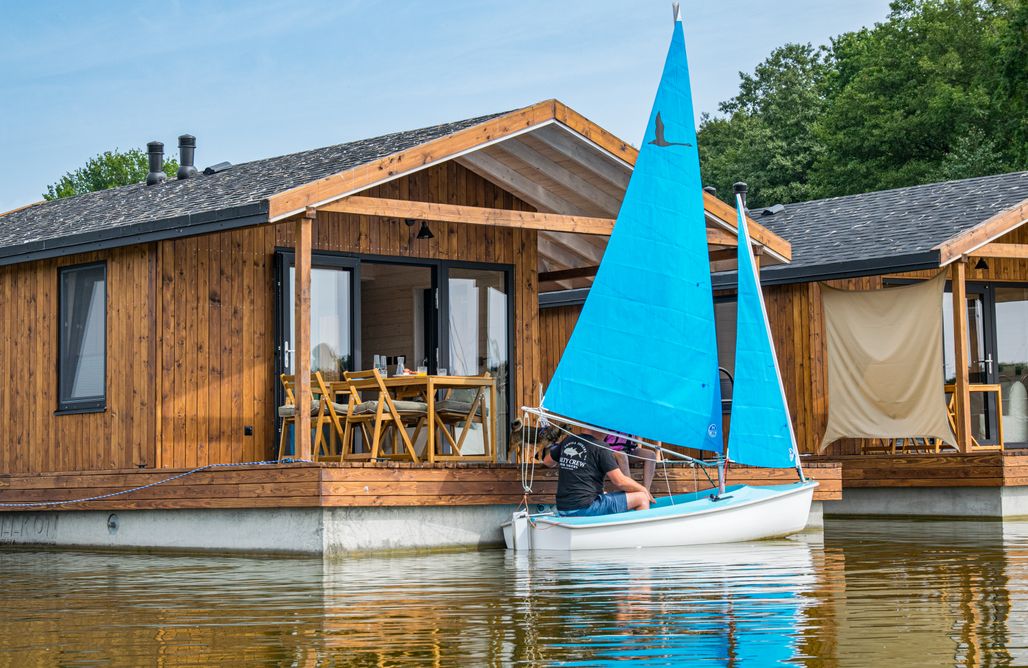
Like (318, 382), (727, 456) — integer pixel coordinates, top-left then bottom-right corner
(0, 458), (315, 508)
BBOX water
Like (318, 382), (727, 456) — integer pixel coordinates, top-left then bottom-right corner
(2, 519), (1028, 667)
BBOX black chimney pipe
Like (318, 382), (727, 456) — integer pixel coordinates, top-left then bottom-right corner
(177, 134), (199, 180)
(733, 181), (748, 207)
(146, 141), (166, 186)
(703, 185), (717, 196)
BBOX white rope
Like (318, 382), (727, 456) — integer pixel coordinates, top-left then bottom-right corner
(0, 458), (314, 508)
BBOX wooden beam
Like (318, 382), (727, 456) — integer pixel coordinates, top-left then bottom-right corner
(293, 211), (314, 461)
(267, 100), (560, 220)
(491, 139), (622, 215)
(951, 260), (972, 452)
(538, 265), (600, 282)
(455, 151), (584, 215)
(969, 242), (1028, 259)
(318, 196), (615, 235)
(702, 192), (791, 261)
(535, 124), (630, 190)
(552, 100), (639, 166)
(708, 248), (737, 262)
(707, 228), (739, 247)
(936, 198), (1028, 265)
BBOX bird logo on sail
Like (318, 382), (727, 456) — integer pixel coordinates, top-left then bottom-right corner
(649, 112), (693, 148)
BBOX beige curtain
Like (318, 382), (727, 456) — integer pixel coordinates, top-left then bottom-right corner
(819, 273), (956, 449)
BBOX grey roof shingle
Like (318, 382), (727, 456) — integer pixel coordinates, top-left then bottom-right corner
(0, 110), (508, 265)
(752, 171), (1028, 283)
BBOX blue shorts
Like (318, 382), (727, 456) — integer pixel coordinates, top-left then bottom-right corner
(558, 492), (628, 517)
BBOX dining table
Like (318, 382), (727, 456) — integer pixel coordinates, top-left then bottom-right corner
(334, 374), (497, 463)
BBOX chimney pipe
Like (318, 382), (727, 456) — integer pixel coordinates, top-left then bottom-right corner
(177, 134), (199, 180)
(733, 181), (748, 207)
(703, 185), (717, 196)
(146, 141), (166, 186)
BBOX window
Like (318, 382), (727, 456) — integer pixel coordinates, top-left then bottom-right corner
(58, 263), (106, 411)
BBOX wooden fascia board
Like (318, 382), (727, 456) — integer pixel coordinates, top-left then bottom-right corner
(318, 196), (615, 235)
(935, 198), (1028, 265)
(969, 242), (1028, 259)
(702, 193), (791, 262)
(266, 100), (560, 221)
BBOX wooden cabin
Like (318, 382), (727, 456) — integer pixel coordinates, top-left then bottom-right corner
(0, 100), (841, 553)
(542, 171), (1028, 518)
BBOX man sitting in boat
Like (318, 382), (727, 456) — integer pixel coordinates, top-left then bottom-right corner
(543, 427), (655, 517)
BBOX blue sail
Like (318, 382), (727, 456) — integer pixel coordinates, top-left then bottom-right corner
(542, 13), (722, 453)
(725, 194), (800, 468)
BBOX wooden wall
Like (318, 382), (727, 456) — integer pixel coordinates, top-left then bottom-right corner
(538, 304), (580, 393)
(0, 246), (157, 474)
(156, 161), (540, 468)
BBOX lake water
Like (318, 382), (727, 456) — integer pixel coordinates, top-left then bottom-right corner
(2, 519), (1027, 666)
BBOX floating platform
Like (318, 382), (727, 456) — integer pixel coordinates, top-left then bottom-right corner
(0, 462), (840, 556)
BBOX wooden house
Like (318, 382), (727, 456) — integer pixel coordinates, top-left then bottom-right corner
(542, 171), (1028, 518)
(0, 100), (840, 554)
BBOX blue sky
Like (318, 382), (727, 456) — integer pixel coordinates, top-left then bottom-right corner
(0, 0), (891, 212)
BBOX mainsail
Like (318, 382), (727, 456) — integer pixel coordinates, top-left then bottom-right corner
(542, 8), (722, 453)
(725, 194), (800, 468)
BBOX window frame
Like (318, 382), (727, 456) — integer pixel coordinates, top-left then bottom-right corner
(56, 261), (108, 414)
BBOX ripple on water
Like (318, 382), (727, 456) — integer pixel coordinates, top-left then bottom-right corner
(2, 519), (1028, 666)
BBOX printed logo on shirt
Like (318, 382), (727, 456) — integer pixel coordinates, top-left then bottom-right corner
(559, 443), (588, 471)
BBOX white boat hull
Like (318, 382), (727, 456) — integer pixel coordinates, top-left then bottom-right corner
(502, 482), (817, 551)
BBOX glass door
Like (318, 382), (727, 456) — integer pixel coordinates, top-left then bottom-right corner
(991, 287), (1028, 444)
(443, 266), (512, 448)
(943, 285), (999, 445)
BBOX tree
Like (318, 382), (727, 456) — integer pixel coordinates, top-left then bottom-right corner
(697, 43), (829, 208)
(698, 0), (1027, 205)
(44, 148), (179, 201)
(812, 0), (1016, 196)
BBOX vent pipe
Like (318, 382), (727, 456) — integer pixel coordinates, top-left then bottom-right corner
(146, 141), (166, 186)
(177, 134), (199, 180)
(702, 185), (717, 196)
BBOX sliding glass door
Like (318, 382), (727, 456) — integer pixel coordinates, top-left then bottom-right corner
(274, 252), (514, 451)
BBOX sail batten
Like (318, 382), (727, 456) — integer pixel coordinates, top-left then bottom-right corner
(542, 15), (723, 453)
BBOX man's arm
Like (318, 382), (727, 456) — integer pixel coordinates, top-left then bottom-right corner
(542, 446), (558, 468)
(606, 468), (655, 501)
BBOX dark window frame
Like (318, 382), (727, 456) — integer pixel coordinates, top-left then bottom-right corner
(56, 261), (107, 414)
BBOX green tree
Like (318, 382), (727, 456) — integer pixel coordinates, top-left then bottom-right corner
(812, 0), (1023, 196)
(697, 43), (829, 208)
(43, 148), (179, 201)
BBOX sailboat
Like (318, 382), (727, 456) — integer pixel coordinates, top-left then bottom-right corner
(503, 5), (817, 551)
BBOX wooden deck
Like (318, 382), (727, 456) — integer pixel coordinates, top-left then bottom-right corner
(806, 450), (1028, 488)
(0, 461), (841, 511)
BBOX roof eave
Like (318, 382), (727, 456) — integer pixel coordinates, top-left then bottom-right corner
(0, 201), (269, 267)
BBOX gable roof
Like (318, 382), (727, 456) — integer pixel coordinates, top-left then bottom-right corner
(0, 112), (507, 266)
(749, 171), (1028, 285)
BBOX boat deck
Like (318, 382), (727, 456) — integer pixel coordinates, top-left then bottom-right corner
(0, 461), (841, 511)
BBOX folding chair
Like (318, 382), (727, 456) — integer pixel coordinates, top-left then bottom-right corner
(339, 368), (427, 462)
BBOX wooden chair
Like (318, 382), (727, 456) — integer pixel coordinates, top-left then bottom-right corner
(311, 371), (352, 462)
(277, 374), (326, 460)
(433, 373), (490, 459)
(338, 368), (427, 462)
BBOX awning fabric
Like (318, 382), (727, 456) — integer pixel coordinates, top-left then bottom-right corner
(819, 273), (957, 449)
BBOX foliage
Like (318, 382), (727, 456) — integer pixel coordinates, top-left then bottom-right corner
(43, 149), (179, 201)
(697, 0), (1027, 206)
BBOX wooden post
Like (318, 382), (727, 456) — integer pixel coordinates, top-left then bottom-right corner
(294, 210), (314, 460)
(951, 259), (972, 452)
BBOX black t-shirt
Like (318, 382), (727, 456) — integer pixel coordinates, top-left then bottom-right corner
(549, 435), (619, 511)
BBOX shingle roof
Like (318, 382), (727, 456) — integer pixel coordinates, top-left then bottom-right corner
(751, 171), (1028, 284)
(0, 111), (508, 265)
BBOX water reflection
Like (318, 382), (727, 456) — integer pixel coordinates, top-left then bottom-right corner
(1, 520), (1027, 666)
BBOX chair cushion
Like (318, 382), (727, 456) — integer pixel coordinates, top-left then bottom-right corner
(436, 399), (482, 415)
(277, 400), (321, 418)
(354, 400), (428, 415)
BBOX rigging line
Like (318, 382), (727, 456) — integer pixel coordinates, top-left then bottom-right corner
(526, 406), (719, 467)
(0, 458), (315, 508)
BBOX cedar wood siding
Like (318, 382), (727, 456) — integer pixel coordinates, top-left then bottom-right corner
(157, 161), (540, 468)
(0, 162), (540, 473)
(0, 245), (158, 474)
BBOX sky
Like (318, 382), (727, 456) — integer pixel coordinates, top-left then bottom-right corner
(0, 0), (892, 212)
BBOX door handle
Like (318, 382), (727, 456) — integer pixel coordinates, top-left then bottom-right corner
(284, 340), (294, 369)
(973, 354), (993, 374)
